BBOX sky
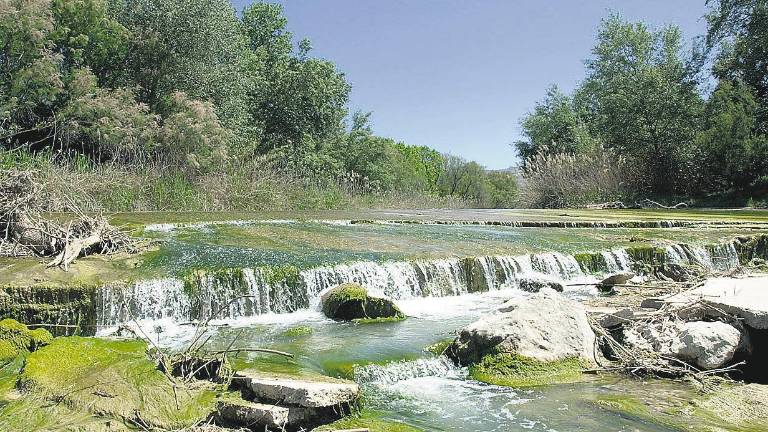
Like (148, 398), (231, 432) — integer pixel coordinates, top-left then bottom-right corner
(231, 0), (709, 169)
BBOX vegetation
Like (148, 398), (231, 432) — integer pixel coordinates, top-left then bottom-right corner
(0, 0), (515, 210)
(0, 318), (52, 362)
(468, 352), (586, 388)
(517, 4), (768, 207)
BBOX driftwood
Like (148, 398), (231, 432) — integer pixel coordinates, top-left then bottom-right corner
(586, 198), (688, 210)
(0, 170), (135, 269)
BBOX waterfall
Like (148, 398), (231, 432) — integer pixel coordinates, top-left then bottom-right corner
(353, 357), (466, 385)
(96, 239), (747, 326)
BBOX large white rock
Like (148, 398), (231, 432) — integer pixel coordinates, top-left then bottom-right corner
(234, 370), (359, 408)
(671, 321), (744, 370)
(449, 288), (596, 365)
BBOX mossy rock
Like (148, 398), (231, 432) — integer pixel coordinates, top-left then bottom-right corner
(425, 339), (453, 356)
(321, 283), (404, 322)
(0, 319), (53, 362)
(0, 285), (97, 336)
(18, 337), (217, 430)
(281, 325), (313, 337)
(468, 352), (586, 388)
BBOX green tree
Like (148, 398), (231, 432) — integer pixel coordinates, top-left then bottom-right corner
(578, 15), (703, 195)
(695, 80), (761, 190)
(706, 0), (768, 132)
(438, 155), (487, 203)
(515, 86), (598, 162)
(241, 3), (350, 156)
(485, 170), (518, 208)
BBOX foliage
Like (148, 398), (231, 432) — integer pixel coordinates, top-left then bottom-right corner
(578, 15), (703, 195)
(516, 86), (599, 163)
(437, 155), (488, 204)
(521, 148), (630, 208)
(484, 170), (518, 208)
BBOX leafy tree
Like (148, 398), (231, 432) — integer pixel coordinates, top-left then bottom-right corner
(241, 3), (350, 155)
(438, 155), (487, 203)
(577, 15), (703, 195)
(515, 86), (598, 162)
(695, 79), (761, 190)
(485, 170), (518, 208)
(706, 0), (768, 132)
(109, 0), (249, 128)
(394, 143), (445, 193)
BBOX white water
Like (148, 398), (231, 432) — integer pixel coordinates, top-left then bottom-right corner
(97, 241), (741, 329)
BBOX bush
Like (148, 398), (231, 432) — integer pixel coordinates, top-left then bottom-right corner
(520, 148), (632, 208)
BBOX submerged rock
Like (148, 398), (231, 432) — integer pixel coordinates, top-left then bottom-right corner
(320, 283), (404, 321)
(449, 288), (596, 366)
(516, 275), (565, 292)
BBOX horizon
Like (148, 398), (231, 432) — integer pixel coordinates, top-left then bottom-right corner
(232, 0), (708, 169)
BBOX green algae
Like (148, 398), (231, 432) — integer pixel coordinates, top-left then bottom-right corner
(315, 409), (423, 432)
(469, 353), (586, 388)
(424, 339), (453, 356)
(18, 337), (217, 430)
(281, 325), (313, 337)
(0, 319), (52, 363)
(322, 283), (405, 321)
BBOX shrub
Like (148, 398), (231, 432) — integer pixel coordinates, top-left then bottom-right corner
(520, 148), (633, 208)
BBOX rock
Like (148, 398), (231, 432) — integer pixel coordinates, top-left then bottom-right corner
(624, 320), (750, 370)
(596, 272), (635, 293)
(234, 370), (359, 409)
(516, 275), (565, 292)
(449, 288), (595, 365)
(597, 308), (635, 328)
(216, 400), (294, 430)
(656, 276), (768, 329)
(670, 321), (744, 370)
(320, 283), (404, 321)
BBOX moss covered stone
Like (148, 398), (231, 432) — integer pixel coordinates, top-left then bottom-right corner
(282, 325), (313, 337)
(19, 337), (217, 430)
(425, 339), (453, 356)
(468, 353), (586, 388)
(0, 285), (97, 336)
(0, 319), (53, 362)
(321, 283), (404, 321)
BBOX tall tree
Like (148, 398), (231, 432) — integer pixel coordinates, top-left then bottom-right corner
(515, 86), (598, 163)
(578, 15), (703, 195)
(707, 0), (768, 132)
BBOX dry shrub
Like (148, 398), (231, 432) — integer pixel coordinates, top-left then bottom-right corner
(520, 149), (635, 208)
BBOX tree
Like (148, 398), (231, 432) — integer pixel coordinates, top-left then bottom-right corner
(578, 15), (703, 195)
(485, 170), (518, 208)
(241, 3), (350, 156)
(515, 86), (598, 163)
(438, 155), (487, 203)
(706, 0), (768, 132)
(695, 79), (761, 190)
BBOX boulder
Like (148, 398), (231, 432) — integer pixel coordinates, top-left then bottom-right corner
(623, 320), (750, 370)
(516, 275), (565, 293)
(596, 272), (635, 293)
(449, 288), (596, 365)
(320, 283), (404, 321)
(233, 370), (359, 409)
(670, 321), (745, 370)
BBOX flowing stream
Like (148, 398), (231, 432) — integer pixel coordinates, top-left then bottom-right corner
(93, 219), (751, 431)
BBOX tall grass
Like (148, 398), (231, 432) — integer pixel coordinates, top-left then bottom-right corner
(1, 149), (469, 212)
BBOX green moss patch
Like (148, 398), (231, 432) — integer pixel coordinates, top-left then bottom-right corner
(315, 409), (423, 432)
(469, 353), (586, 388)
(19, 337), (217, 430)
(424, 339), (453, 356)
(281, 325), (313, 337)
(0, 319), (52, 363)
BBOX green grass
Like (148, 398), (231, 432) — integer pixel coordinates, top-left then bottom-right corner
(315, 409), (423, 432)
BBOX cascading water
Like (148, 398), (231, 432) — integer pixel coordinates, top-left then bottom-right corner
(353, 357), (466, 385)
(96, 239), (745, 327)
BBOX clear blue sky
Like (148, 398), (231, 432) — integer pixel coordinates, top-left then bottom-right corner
(232, 1), (708, 169)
